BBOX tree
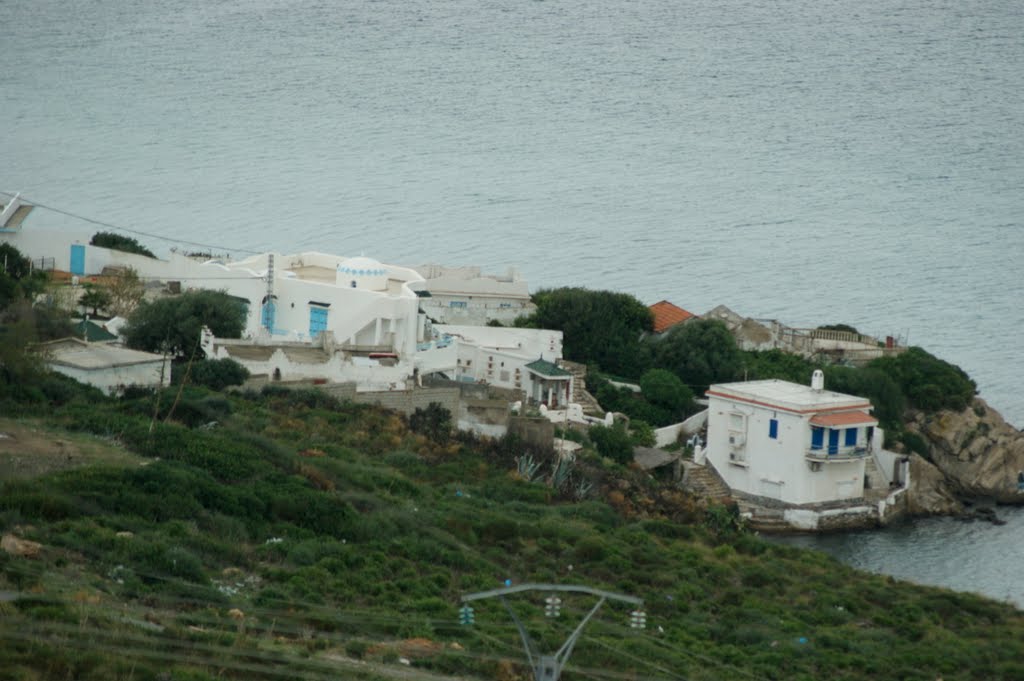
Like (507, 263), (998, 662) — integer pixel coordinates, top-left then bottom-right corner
(79, 284), (112, 316)
(107, 267), (145, 316)
(868, 347), (976, 414)
(639, 368), (694, 418)
(653, 319), (742, 395)
(90, 232), (156, 258)
(521, 287), (653, 378)
(0, 243), (32, 280)
(123, 290), (246, 358)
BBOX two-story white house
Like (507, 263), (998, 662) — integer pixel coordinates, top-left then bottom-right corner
(433, 325), (571, 406)
(705, 371), (880, 506)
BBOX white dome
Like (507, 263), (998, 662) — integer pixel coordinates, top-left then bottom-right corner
(337, 256), (387, 277)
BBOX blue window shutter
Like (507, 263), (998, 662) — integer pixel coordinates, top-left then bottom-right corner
(828, 429), (840, 455)
(845, 428), (857, 447)
(811, 427), (824, 450)
(769, 419), (778, 439)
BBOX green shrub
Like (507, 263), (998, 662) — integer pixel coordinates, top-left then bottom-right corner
(588, 422), (634, 464)
(181, 358), (250, 391)
(90, 231), (156, 258)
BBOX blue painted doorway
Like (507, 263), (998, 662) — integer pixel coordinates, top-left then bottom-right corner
(828, 429), (840, 455)
(309, 306), (328, 338)
(70, 244), (85, 275)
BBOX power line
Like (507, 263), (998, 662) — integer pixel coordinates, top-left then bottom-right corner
(0, 190), (264, 256)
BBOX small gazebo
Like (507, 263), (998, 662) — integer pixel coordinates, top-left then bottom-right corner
(525, 357), (573, 408)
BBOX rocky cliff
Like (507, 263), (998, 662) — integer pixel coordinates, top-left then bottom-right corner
(905, 398), (1024, 511)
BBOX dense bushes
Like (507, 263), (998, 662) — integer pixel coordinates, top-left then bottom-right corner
(869, 347), (977, 413)
(178, 358), (250, 391)
(89, 231), (156, 258)
(520, 287), (653, 378)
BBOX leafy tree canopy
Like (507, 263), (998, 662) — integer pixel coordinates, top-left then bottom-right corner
(0, 243), (32, 280)
(653, 318), (742, 395)
(519, 287), (653, 378)
(869, 346), (976, 413)
(123, 290), (246, 358)
(79, 284), (112, 316)
(817, 323), (860, 335)
(639, 368), (694, 417)
(89, 231), (156, 258)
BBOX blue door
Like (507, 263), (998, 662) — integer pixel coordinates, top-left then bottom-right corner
(70, 244), (85, 275)
(828, 429), (840, 455)
(811, 427), (824, 450)
(309, 306), (328, 338)
(261, 301), (276, 332)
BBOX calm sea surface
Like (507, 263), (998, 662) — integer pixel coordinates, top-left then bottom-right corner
(3, 0), (1023, 602)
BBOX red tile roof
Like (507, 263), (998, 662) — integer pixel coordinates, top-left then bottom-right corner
(810, 412), (879, 427)
(649, 300), (695, 334)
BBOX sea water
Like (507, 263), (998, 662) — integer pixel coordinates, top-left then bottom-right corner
(3, 0), (1023, 601)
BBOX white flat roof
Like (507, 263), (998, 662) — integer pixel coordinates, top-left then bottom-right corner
(707, 379), (871, 414)
(42, 339), (165, 370)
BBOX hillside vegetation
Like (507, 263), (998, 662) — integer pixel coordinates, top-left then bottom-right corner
(1, 379), (1022, 681)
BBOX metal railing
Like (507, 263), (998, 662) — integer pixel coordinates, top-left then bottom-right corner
(806, 446), (870, 462)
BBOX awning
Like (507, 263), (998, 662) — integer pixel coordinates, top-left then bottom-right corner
(810, 412), (879, 428)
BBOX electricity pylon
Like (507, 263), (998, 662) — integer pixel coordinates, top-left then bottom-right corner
(460, 583), (644, 681)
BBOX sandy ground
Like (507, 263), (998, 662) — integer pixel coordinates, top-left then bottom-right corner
(0, 417), (143, 481)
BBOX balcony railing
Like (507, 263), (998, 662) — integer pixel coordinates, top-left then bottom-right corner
(805, 446), (870, 463)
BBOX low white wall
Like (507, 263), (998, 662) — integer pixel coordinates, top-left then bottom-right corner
(50, 362), (165, 394)
(654, 409), (708, 448)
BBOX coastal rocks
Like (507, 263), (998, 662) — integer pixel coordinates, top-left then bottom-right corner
(905, 455), (963, 516)
(906, 398), (1024, 506)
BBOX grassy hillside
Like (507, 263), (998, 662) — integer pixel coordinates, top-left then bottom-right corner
(1, 380), (1022, 681)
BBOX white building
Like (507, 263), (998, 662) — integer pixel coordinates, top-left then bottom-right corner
(434, 325), (571, 407)
(410, 264), (535, 325)
(705, 371), (881, 506)
(197, 252), (425, 354)
(39, 338), (167, 394)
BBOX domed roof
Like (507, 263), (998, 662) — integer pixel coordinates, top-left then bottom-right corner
(337, 256), (387, 277)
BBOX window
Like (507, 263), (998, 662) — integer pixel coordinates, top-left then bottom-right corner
(845, 427), (857, 447)
(449, 301), (467, 309)
(811, 426), (824, 450)
(769, 418), (779, 439)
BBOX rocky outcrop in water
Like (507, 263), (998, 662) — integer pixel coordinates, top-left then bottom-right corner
(905, 398), (1024, 509)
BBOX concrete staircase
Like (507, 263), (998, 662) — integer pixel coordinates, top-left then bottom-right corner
(557, 359), (604, 416)
(862, 453), (890, 503)
(681, 462), (732, 504)
(736, 503), (793, 532)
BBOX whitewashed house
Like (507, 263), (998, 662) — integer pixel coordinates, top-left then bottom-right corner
(434, 325), (571, 407)
(705, 371), (881, 506)
(409, 264), (535, 325)
(39, 338), (167, 394)
(198, 252), (430, 389)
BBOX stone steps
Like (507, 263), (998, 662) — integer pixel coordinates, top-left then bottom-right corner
(683, 462), (732, 503)
(557, 359), (604, 416)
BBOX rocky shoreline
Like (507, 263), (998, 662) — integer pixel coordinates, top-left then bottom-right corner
(904, 398), (1024, 519)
